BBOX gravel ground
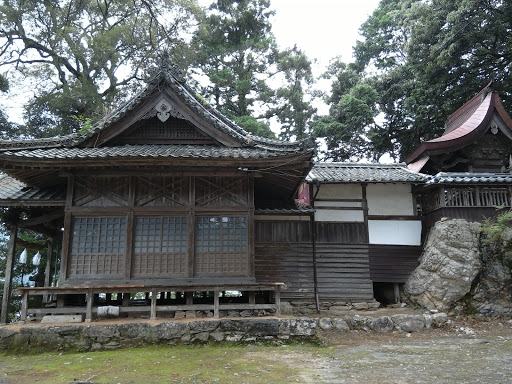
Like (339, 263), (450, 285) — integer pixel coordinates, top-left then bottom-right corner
(298, 318), (512, 383)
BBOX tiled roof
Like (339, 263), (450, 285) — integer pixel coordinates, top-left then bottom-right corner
(0, 65), (314, 154)
(405, 82), (512, 165)
(427, 172), (512, 184)
(0, 144), (300, 161)
(0, 175), (65, 204)
(307, 163), (428, 183)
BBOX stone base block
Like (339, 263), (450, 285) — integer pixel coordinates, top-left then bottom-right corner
(40, 314), (84, 324)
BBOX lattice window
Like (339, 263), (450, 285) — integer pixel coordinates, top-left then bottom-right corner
(195, 177), (249, 207)
(135, 176), (188, 206)
(195, 216), (248, 275)
(73, 176), (130, 207)
(70, 217), (126, 276)
(132, 217), (187, 276)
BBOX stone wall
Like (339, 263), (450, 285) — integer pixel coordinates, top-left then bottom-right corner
(0, 313), (449, 353)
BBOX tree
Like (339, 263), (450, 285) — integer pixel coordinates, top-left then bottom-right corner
(269, 46), (318, 141)
(313, 61), (381, 161)
(0, 74), (18, 139)
(0, 0), (200, 137)
(317, 0), (512, 161)
(191, 0), (278, 138)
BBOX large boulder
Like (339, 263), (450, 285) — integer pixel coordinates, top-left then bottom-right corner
(403, 219), (482, 311)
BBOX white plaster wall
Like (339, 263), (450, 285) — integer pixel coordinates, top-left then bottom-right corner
(315, 209), (364, 222)
(368, 220), (422, 245)
(316, 184), (362, 200)
(315, 201), (362, 208)
(367, 184), (414, 216)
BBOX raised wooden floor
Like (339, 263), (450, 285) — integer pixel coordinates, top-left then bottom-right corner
(13, 283), (283, 323)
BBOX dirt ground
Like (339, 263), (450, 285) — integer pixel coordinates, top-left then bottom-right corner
(1, 316), (512, 384)
(297, 317), (512, 383)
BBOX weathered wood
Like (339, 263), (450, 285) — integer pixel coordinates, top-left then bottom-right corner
(368, 245), (422, 283)
(1, 226), (17, 324)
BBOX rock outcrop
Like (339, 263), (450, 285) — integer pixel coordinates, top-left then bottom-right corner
(403, 219), (482, 311)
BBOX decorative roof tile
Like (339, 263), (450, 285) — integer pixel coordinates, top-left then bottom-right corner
(0, 175), (65, 204)
(427, 172), (512, 184)
(307, 163), (428, 183)
(0, 144), (297, 161)
(0, 67), (314, 155)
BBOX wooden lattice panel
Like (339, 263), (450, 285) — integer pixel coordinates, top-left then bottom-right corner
(194, 216), (248, 276)
(73, 176), (130, 207)
(69, 217), (126, 276)
(130, 118), (209, 139)
(132, 217), (187, 276)
(195, 176), (248, 207)
(135, 176), (189, 207)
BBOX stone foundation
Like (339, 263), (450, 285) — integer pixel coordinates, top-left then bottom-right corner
(0, 312), (449, 353)
(283, 300), (381, 315)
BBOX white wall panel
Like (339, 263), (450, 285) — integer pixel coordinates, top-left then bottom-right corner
(368, 220), (422, 245)
(367, 184), (414, 215)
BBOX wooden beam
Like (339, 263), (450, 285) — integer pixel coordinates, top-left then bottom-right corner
(0, 226), (17, 324)
(21, 211), (64, 227)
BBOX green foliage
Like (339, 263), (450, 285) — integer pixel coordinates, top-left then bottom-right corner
(73, 116), (94, 135)
(270, 46), (318, 141)
(0, 0), (200, 138)
(192, 0), (277, 120)
(313, 61), (382, 161)
(481, 209), (512, 270)
(319, 0), (512, 161)
(191, 1), (317, 141)
(233, 115), (275, 139)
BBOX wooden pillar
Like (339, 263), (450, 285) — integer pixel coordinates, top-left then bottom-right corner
(150, 288), (157, 320)
(20, 291), (28, 322)
(393, 283), (400, 304)
(43, 237), (54, 303)
(213, 290), (220, 318)
(275, 285), (281, 316)
(85, 288), (93, 322)
(1, 225), (18, 324)
(361, 183), (370, 243)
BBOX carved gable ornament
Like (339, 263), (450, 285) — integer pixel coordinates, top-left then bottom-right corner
(142, 97), (185, 122)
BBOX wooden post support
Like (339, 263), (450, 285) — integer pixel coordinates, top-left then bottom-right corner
(186, 291), (193, 306)
(214, 290), (220, 318)
(249, 291), (256, 305)
(275, 285), (281, 316)
(394, 283), (400, 304)
(86, 289), (93, 322)
(43, 237), (54, 303)
(1, 225), (17, 324)
(150, 288), (157, 320)
(20, 291), (28, 322)
(122, 293), (130, 307)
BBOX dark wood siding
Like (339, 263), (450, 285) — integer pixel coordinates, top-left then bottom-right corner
(316, 243), (374, 301)
(255, 243), (314, 300)
(368, 245), (422, 283)
(255, 243), (374, 301)
(316, 222), (366, 243)
(255, 221), (366, 244)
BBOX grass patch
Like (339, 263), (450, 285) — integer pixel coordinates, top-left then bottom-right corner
(0, 344), (316, 384)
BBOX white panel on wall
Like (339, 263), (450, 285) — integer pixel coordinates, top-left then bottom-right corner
(315, 209), (364, 222)
(315, 201), (362, 208)
(317, 184), (362, 199)
(367, 184), (414, 216)
(368, 220), (422, 245)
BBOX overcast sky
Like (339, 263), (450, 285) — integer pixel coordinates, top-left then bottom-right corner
(2, 1), (381, 124)
(270, 0), (380, 73)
